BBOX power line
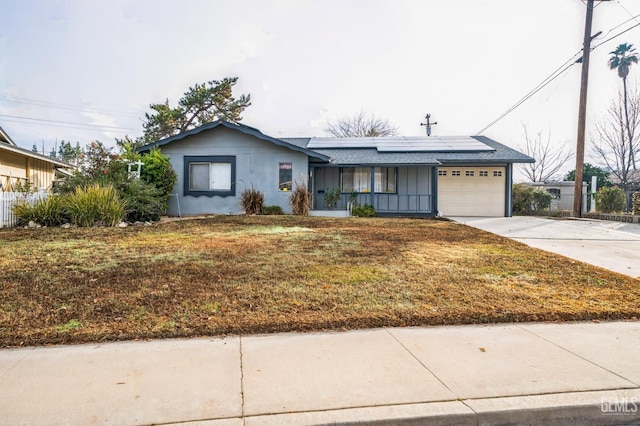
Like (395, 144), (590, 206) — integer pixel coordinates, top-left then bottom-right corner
(591, 19), (640, 50)
(0, 94), (141, 119)
(0, 113), (139, 132)
(477, 15), (640, 135)
(476, 52), (581, 134)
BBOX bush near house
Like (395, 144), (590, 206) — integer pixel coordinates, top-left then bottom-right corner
(240, 186), (265, 215)
(633, 192), (640, 215)
(262, 205), (284, 215)
(12, 196), (68, 227)
(138, 147), (177, 201)
(512, 184), (552, 214)
(596, 186), (626, 213)
(64, 184), (125, 227)
(53, 141), (176, 224)
(290, 182), (311, 215)
(351, 204), (376, 217)
(14, 184), (126, 227)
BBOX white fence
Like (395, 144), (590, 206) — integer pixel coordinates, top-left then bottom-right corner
(0, 191), (48, 228)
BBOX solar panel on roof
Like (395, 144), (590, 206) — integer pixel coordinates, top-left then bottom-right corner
(306, 136), (495, 152)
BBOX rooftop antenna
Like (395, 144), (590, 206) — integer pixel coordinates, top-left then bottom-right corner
(420, 113), (437, 136)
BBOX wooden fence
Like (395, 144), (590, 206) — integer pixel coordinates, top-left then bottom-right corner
(0, 191), (47, 228)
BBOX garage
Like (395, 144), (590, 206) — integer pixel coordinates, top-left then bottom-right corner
(437, 166), (506, 216)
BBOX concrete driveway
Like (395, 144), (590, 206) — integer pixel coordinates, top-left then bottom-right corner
(452, 216), (640, 279)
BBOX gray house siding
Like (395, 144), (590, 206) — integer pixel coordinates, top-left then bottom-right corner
(312, 165), (435, 214)
(161, 126), (309, 215)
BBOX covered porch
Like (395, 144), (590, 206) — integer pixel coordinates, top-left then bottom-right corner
(310, 165), (437, 216)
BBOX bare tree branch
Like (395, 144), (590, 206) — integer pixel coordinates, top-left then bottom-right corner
(517, 126), (573, 182)
(592, 89), (640, 190)
(324, 110), (398, 137)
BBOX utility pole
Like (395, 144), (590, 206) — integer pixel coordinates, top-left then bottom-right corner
(573, 0), (609, 217)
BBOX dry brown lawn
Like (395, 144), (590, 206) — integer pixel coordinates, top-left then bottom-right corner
(1, 215), (638, 347)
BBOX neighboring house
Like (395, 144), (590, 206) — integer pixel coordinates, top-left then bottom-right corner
(524, 181), (588, 212)
(138, 120), (534, 217)
(0, 126), (73, 191)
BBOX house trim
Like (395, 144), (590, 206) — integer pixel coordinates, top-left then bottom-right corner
(183, 155), (236, 197)
(138, 120), (331, 162)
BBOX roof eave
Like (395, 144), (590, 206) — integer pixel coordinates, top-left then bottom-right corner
(137, 121), (330, 162)
(0, 143), (74, 168)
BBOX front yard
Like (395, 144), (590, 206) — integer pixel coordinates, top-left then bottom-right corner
(1, 216), (638, 347)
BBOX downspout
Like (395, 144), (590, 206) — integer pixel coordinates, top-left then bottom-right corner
(505, 163), (513, 217)
(432, 166), (438, 216)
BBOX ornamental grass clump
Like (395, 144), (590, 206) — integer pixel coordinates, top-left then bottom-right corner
(240, 186), (265, 215)
(64, 184), (125, 227)
(290, 181), (311, 215)
(13, 195), (68, 226)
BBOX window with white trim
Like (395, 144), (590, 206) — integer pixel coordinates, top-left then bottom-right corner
(465, 170), (474, 177)
(479, 171), (489, 177)
(493, 170), (503, 177)
(451, 170), (461, 176)
(184, 156), (235, 197)
(438, 170), (447, 176)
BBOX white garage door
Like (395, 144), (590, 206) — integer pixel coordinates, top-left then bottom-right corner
(437, 167), (506, 217)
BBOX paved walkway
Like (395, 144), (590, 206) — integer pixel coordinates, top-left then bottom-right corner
(452, 216), (640, 278)
(1, 321), (640, 425)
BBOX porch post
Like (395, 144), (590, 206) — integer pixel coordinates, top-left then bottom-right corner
(432, 166), (438, 215)
(370, 166), (375, 208)
(505, 163), (513, 217)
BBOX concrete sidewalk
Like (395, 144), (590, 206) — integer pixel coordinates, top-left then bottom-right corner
(2, 321), (640, 425)
(452, 216), (640, 278)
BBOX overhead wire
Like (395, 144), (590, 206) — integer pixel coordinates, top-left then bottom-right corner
(0, 94), (141, 118)
(476, 52), (582, 134)
(477, 7), (640, 135)
(0, 113), (139, 132)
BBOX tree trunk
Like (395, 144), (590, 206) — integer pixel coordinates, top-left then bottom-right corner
(623, 77), (636, 170)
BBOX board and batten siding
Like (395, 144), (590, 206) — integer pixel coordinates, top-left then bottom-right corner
(312, 165), (433, 213)
(0, 151), (55, 191)
(161, 126), (309, 215)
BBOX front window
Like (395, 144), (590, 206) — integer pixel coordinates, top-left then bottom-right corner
(279, 163), (292, 191)
(341, 167), (396, 193)
(341, 167), (371, 192)
(374, 167), (396, 193)
(184, 156), (235, 197)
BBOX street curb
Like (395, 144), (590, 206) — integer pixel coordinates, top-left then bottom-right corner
(235, 389), (640, 426)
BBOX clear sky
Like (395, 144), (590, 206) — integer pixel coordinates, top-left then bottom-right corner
(1, 0), (640, 179)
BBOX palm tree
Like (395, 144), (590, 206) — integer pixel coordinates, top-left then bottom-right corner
(609, 43), (639, 169)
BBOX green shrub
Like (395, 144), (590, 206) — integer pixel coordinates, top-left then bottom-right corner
(323, 187), (341, 209)
(596, 187), (626, 213)
(352, 204), (376, 217)
(290, 181), (311, 215)
(240, 186), (265, 215)
(64, 184), (125, 227)
(633, 192), (640, 215)
(262, 205), (284, 215)
(140, 147), (177, 199)
(12, 195), (67, 226)
(512, 184), (552, 214)
(531, 189), (552, 210)
(512, 184), (534, 214)
(119, 179), (165, 222)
